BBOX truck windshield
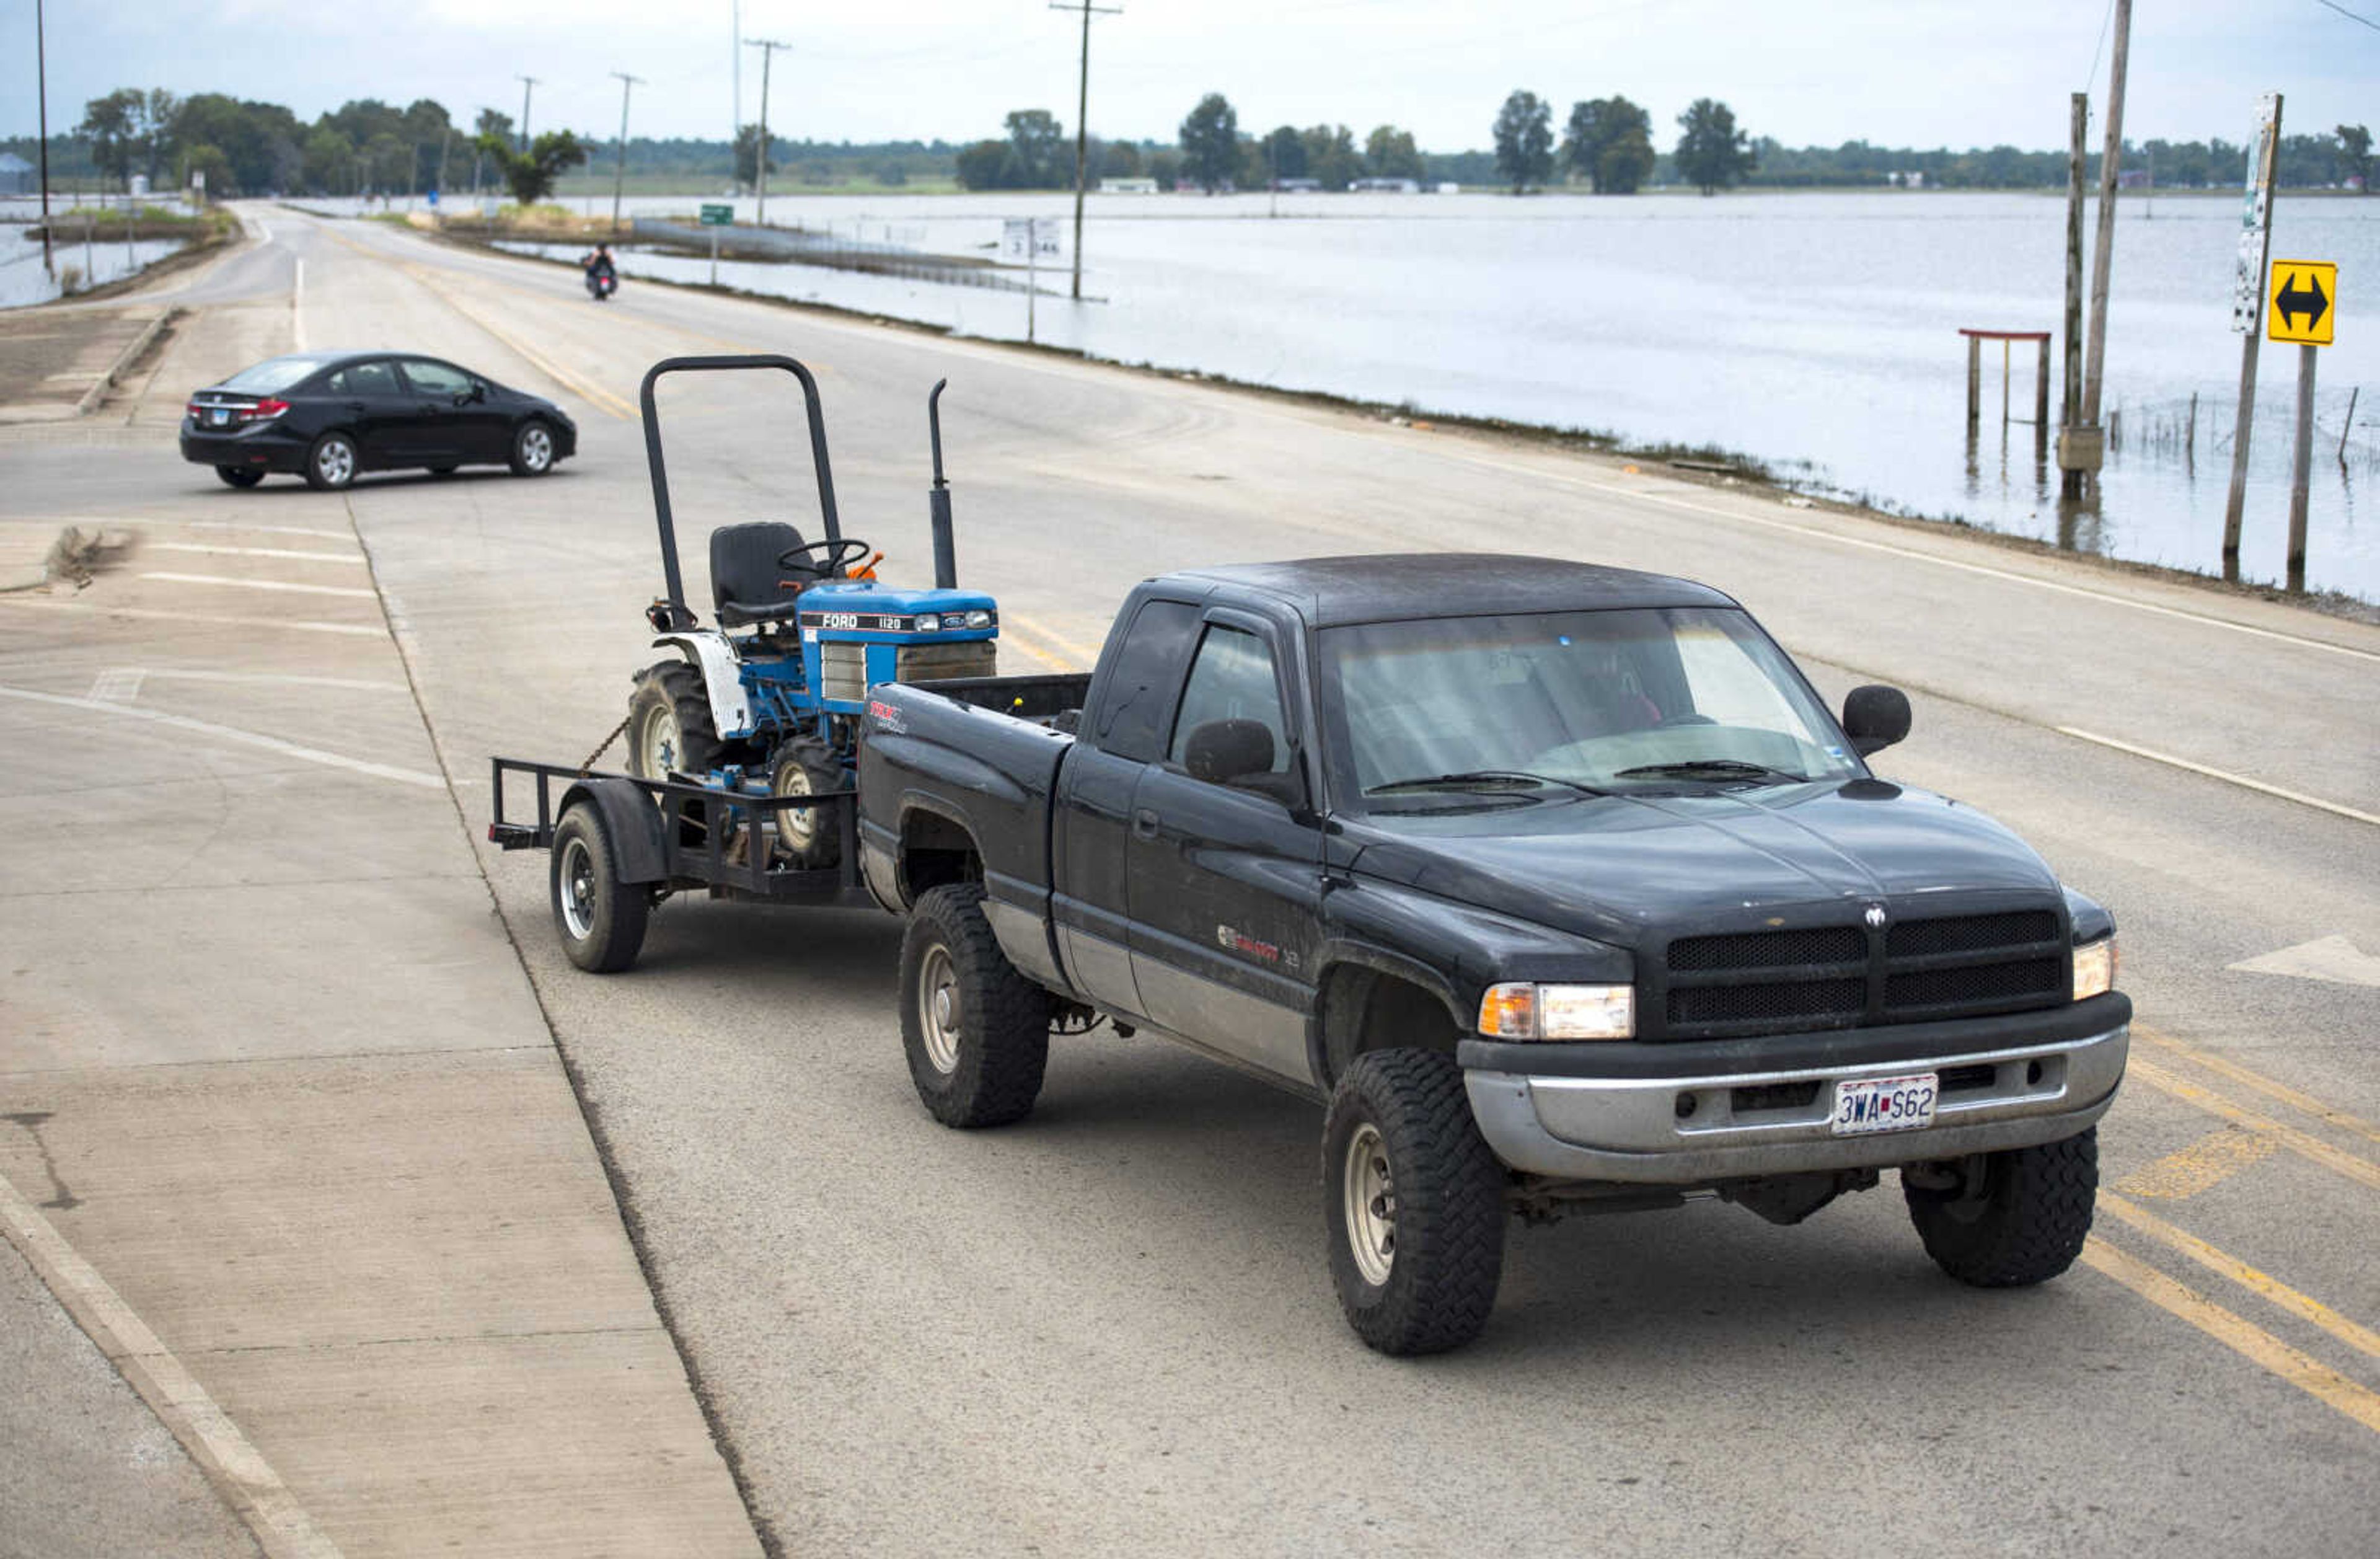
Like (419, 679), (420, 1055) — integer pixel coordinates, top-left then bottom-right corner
(1320, 607), (1860, 808)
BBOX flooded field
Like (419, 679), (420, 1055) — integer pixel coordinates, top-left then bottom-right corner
(427, 190), (2380, 598)
(0, 225), (185, 309)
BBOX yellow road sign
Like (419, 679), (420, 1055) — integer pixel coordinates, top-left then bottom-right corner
(2268, 259), (2336, 346)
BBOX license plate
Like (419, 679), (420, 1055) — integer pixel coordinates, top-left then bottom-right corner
(1831, 1072), (1939, 1136)
(209, 409), (229, 426)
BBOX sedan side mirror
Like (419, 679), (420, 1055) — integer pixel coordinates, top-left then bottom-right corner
(466, 381), (488, 404)
(1841, 684), (1912, 757)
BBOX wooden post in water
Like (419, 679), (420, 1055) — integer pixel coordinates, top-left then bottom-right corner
(2288, 343), (2317, 591)
(2035, 337), (2051, 459)
(2343, 387), (2360, 466)
(1966, 335), (1981, 434)
(2223, 94), (2283, 580)
(2078, 0), (2133, 493)
(2058, 94), (2089, 498)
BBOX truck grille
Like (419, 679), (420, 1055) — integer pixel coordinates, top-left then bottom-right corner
(1657, 906), (2066, 1040)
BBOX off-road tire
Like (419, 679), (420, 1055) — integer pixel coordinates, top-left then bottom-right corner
(1904, 1127), (2097, 1287)
(626, 661), (721, 781)
(768, 735), (844, 869)
(550, 803), (649, 973)
(302, 431), (358, 491)
(509, 418), (557, 477)
(214, 465), (264, 488)
(1323, 1049), (1506, 1356)
(899, 884), (1052, 1128)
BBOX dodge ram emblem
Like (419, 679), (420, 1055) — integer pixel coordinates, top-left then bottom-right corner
(1864, 904), (1889, 930)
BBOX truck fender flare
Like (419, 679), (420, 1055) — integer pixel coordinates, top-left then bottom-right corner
(650, 630), (754, 740)
(558, 777), (671, 886)
(892, 792), (985, 894)
(1306, 942), (1468, 1090)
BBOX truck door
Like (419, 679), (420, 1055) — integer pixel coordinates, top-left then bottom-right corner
(1125, 612), (1326, 1089)
(1052, 596), (1203, 1020)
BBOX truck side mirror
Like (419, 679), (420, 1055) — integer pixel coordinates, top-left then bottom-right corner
(1841, 684), (1911, 757)
(1184, 718), (1275, 784)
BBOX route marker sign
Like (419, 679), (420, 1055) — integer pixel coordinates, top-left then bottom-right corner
(700, 203), (733, 226)
(2267, 260), (2335, 346)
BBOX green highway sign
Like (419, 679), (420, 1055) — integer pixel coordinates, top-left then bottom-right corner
(700, 204), (733, 227)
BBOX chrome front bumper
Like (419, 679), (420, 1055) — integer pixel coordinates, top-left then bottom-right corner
(1465, 1025), (2129, 1183)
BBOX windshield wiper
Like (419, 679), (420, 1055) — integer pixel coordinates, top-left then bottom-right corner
(1367, 769), (1608, 798)
(1613, 759), (1810, 785)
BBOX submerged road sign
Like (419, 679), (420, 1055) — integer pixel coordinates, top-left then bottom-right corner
(700, 203), (733, 226)
(2268, 259), (2335, 346)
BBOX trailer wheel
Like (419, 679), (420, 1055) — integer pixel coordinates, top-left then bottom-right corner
(900, 884), (1051, 1128)
(627, 661), (721, 781)
(1904, 1127), (2097, 1287)
(768, 736), (844, 868)
(1323, 1049), (1505, 1355)
(550, 803), (650, 973)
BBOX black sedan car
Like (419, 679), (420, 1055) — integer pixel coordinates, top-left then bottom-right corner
(180, 350), (578, 490)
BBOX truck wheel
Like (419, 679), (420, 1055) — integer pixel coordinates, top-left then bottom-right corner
(899, 883), (1051, 1128)
(1322, 1050), (1505, 1356)
(550, 803), (649, 973)
(1904, 1127), (2097, 1287)
(627, 661), (721, 781)
(768, 736), (843, 868)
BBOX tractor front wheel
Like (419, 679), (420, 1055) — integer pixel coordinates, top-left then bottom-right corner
(769, 736), (844, 868)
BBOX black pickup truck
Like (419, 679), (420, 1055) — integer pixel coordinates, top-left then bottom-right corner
(857, 554), (2128, 1354)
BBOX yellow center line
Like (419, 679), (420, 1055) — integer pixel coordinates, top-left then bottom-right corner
(2099, 1191), (2380, 1363)
(2136, 1025), (2380, 1150)
(2128, 1057), (2380, 1195)
(2079, 1237), (2380, 1438)
(2112, 1127), (2279, 1200)
(397, 262), (637, 421)
(1000, 614), (1100, 671)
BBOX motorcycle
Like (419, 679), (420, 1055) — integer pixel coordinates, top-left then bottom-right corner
(585, 269), (618, 302)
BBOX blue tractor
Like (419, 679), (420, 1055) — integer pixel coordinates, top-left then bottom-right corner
(620, 354), (998, 870)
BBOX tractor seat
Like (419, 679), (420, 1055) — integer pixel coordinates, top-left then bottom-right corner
(710, 521), (827, 628)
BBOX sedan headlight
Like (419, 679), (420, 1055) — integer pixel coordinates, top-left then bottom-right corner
(1478, 982), (1634, 1041)
(2073, 937), (2118, 1001)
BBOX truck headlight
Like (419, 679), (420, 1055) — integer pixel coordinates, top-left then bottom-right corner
(1478, 983), (1634, 1041)
(2073, 937), (2118, 1001)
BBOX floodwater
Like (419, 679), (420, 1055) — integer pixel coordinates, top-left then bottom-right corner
(0, 226), (185, 309)
(464, 189), (2380, 599)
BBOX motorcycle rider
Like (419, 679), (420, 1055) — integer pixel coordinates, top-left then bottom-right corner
(582, 242), (618, 300)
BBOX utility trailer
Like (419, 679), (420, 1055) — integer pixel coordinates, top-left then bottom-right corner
(487, 353), (996, 971)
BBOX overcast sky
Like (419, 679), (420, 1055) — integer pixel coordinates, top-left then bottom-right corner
(9, 1), (2376, 152)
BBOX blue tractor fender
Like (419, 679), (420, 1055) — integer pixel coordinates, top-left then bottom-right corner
(558, 776), (671, 886)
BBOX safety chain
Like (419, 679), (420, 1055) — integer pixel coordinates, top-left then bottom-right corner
(576, 715), (630, 777)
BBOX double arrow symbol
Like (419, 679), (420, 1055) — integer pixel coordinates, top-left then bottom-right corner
(2276, 270), (2331, 332)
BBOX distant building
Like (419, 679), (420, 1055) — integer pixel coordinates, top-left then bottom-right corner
(2115, 169), (2152, 190)
(1272, 177), (1322, 193)
(1349, 177), (1421, 193)
(1099, 177), (1158, 194)
(0, 152), (34, 197)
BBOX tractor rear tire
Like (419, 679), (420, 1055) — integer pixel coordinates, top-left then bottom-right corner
(627, 661), (721, 782)
(899, 884), (1052, 1128)
(769, 736), (844, 869)
(550, 803), (649, 973)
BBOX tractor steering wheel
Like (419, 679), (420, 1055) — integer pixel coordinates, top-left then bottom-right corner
(777, 536), (875, 581)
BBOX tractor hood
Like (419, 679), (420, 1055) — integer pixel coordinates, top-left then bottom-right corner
(1341, 779), (2061, 950)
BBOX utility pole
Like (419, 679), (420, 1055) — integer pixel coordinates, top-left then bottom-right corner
(2223, 94), (2283, 580)
(610, 71), (646, 233)
(733, 0), (742, 187)
(35, 0), (55, 278)
(517, 76), (540, 152)
(1051, 0), (1121, 301)
(2076, 0), (2132, 492)
(745, 37), (788, 226)
(2058, 92), (2087, 498)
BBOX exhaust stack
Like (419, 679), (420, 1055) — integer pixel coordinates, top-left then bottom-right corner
(927, 379), (957, 590)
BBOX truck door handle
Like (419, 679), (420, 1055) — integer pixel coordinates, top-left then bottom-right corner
(1132, 808), (1160, 839)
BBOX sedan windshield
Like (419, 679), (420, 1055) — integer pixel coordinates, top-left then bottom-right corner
(1321, 607), (1860, 809)
(221, 355), (343, 392)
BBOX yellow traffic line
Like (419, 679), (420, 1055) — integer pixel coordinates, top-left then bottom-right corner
(2129, 1057), (2380, 1195)
(400, 263), (637, 421)
(2137, 1025), (2380, 1151)
(2079, 1237), (2380, 1437)
(2112, 1126), (2280, 1200)
(2099, 1191), (2380, 1363)
(999, 614), (1100, 670)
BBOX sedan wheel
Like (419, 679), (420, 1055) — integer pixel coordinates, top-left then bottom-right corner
(511, 421), (555, 477)
(304, 433), (357, 492)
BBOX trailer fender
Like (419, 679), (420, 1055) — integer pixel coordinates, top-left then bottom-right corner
(558, 777), (671, 885)
(651, 630), (755, 740)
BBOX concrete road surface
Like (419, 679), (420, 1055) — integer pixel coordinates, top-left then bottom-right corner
(2, 205), (2375, 1556)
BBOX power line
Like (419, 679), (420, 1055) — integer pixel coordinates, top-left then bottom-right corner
(2312, 0), (2380, 32)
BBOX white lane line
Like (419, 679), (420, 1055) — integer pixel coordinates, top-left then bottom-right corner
(0, 1168), (344, 1559)
(87, 668), (144, 702)
(1, 518), (358, 542)
(2058, 726), (2380, 828)
(139, 572), (379, 599)
(149, 543), (367, 565)
(118, 667), (412, 694)
(1440, 449), (2380, 666)
(0, 598), (382, 637)
(0, 684), (446, 788)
